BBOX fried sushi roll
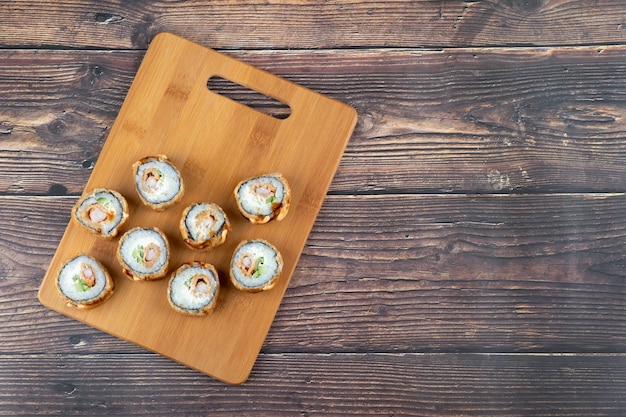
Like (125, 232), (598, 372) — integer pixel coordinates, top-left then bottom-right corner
(180, 202), (230, 250)
(230, 239), (283, 292)
(133, 155), (184, 211)
(117, 227), (170, 281)
(168, 262), (220, 316)
(234, 173), (291, 224)
(56, 254), (114, 309)
(72, 188), (128, 238)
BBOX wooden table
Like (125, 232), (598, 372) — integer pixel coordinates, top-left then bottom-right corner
(2, 1), (626, 415)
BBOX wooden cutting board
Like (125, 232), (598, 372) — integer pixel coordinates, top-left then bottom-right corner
(38, 32), (357, 384)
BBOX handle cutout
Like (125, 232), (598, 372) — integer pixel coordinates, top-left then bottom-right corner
(207, 76), (291, 120)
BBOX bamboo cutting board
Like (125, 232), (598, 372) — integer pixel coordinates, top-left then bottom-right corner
(38, 32), (357, 384)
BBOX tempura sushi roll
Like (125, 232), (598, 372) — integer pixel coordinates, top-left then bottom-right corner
(168, 262), (220, 316)
(56, 254), (114, 309)
(234, 173), (291, 224)
(117, 227), (170, 281)
(180, 202), (230, 250)
(230, 239), (283, 292)
(132, 155), (184, 211)
(72, 188), (128, 238)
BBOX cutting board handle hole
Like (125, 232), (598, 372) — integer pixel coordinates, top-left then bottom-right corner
(207, 76), (291, 120)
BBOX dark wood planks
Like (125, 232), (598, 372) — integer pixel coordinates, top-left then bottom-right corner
(0, 50), (138, 195)
(2, 0), (626, 411)
(0, 352), (624, 416)
(0, 0), (625, 49)
(2, 46), (626, 195)
(4, 194), (626, 354)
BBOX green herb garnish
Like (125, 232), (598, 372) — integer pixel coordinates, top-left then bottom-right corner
(132, 245), (145, 265)
(252, 257), (266, 278)
(95, 196), (110, 207)
(72, 274), (89, 292)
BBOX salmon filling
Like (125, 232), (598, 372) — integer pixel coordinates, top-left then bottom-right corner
(143, 243), (161, 268)
(194, 209), (219, 239)
(83, 203), (114, 225)
(142, 168), (163, 192)
(236, 254), (266, 278)
(72, 262), (97, 292)
(190, 274), (213, 297)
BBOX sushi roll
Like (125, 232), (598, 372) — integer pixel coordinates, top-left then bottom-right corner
(230, 239), (283, 292)
(168, 262), (220, 316)
(234, 173), (291, 224)
(132, 155), (184, 211)
(179, 202), (230, 250)
(56, 254), (114, 309)
(72, 188), (128, 238)
(117, 227), (170, 281)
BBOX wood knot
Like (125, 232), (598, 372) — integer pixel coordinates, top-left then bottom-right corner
(48, 183), (68, 196)
(91, 65), (104, 77)
(81, 64), (105, 88)
(0, 122), (12, 134)
(48, 119), (66, 135)
(94, 12), (124, 24)
(131, 17), (158, 49)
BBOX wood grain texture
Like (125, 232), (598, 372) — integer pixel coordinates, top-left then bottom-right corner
(0, 0), (625, 49)
(37, 33), (357, 384)
(2, 0), (626, 412)
(0, 353), (625, 416)
(0, 50), (138, 195)
(5, 194), (626, 354)
(3, 46), (626, 195)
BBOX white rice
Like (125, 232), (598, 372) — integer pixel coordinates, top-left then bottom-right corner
(184, 203), (227, 242)
(169, 265), (218, 312)
(231, 240), (282, 289)
(75, 189), (126, 235)
(135, 159), (182, 204)
(57, 255), (108, 302)
(119, 228), (168, 275)
(236, 175), (285, 216)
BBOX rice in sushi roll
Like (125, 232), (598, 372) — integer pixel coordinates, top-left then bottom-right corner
(168, 262), (220, 316)
(180, 202), (230, 250)
(72, 188), (128, 238)
(56, 254), (114, 309)
(234, 173), (291, 224)
(230, 239), (283, 292)
(133, 155), (184, 211)
(117, 227), (170, 281)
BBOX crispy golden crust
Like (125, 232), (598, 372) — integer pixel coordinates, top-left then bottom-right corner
(170, 301), (217, 316)
(231, 276), (277, 293)
(179, 203), (231, 250)
(132, 155), (184, 211)
(167, 261), (220, 316)
(71, 188), (129, 238)
(55, 254), (115, 309)
(233, 173), (291, 224)
(181, 228), (229, 250)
